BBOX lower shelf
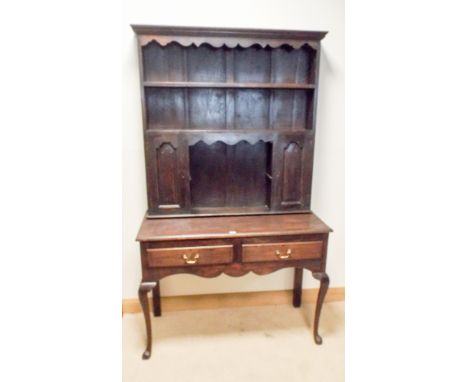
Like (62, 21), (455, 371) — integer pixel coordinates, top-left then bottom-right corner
(146, 208), (309, 219)
(191, 205), (270, 214)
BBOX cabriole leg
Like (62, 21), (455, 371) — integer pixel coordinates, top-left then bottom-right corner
(312, 272), (330, 344)
(139, 281), (157, 359)
(293, 268), (303, 307)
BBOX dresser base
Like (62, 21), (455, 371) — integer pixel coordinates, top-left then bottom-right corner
(136, 213), (332, 360)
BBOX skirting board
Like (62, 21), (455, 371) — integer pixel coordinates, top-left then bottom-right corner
(122, 287), (345, 314)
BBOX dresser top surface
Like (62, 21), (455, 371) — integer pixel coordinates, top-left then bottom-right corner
(131, 24), (328, 41)
(136, 212), (332, 242)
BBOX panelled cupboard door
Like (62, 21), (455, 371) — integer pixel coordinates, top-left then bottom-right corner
(271, 133), (313, 211)
(145, 133), (190, 215)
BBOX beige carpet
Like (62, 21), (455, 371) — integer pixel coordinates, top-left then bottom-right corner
(123, 301), (344, 382)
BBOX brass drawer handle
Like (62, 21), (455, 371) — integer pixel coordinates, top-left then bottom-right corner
(182, 253), (200, 264)
(275, 249), (292, 259)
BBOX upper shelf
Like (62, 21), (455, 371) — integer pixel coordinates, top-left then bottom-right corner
(141, 41), (316, 84)
(143, 81), (315, 89)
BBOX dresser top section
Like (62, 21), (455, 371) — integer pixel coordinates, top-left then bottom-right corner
(131, 25), (327, 49)
(131, 25), (327, 40)
(136, 212), (332, 242)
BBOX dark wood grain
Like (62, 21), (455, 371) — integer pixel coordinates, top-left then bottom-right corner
(145, 88), (185, 129)
(242, 241), (323, 263)
(138, 233), (329, 283)
(143, 41), (185, 82)
(189, 141), (228, 206)
(132, 25), (332, 360)
(293, 268), (303, 307)
(282, 141), (303, 205)
(156, 143), (179, 204)
(312, 272), (330, 344)
(138, 282), (157, 359)
(131, 25), (327, 50)
(234, 46), (270, 83)
(147, 245), (234, 268)
(134, 25), (322, 217)
(145, 134), (190, 214)
(187, 44), (226, 82)
(131, 24), (328, 39)
(189, 140), (270, 209)
(143, 258), (323, 281)
(143, 81), (315, 89)
(152, 282), (161, 317)
(137, 212), (332, 242)
(136, 224), (332, 361)
(145, 88), (312, 131)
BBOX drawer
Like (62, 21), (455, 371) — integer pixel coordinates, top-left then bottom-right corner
(146, 245), (234, 268)
(242, 241), (323, 263)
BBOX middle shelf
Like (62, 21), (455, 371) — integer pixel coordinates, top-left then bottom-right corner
(145, 87), (314, 130)
(143, 81), (315, 89)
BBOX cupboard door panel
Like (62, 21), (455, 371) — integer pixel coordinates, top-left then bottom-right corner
(282, 142), (303, 205)
(146, 134), (190, 214)
(156, 143), (179, 205)
(271, 133), (313, 211)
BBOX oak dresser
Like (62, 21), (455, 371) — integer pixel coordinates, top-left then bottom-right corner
(131, 25), (332, 359)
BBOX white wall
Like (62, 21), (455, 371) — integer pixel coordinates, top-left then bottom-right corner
(123, 0), (344, 298)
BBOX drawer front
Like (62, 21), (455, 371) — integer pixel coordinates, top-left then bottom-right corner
(147, 245), (234, 268)
(242, 241), (323, 263)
